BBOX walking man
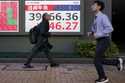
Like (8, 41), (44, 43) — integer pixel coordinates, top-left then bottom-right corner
(88, 1), (124, 83)
(24, 13), (59, 68)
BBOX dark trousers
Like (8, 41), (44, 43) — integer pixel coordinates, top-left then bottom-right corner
(25, 36), (54, 65)
(94, 37), (118, 79)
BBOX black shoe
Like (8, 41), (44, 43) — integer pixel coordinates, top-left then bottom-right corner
(117, 58), (123, 71)
(95, 77), (109, 83)
(50, 63), (59, 67)
(23, 64), (34, 68)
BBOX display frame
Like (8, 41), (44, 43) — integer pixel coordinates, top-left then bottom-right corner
(0, 0), (19, 33)
(0, 0), (84, 36)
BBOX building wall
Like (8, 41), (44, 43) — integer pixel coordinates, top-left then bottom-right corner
(0, 0), (112, 57)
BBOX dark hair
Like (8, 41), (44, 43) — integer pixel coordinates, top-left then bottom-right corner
(42, 13), (48, 19)
(94, 0), (105, 11)
(42, 13), (50, 21)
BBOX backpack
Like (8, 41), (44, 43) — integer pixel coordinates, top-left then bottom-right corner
(29, 26), (39, 44)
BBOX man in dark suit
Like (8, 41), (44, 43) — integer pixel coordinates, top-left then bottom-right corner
(24, 13), (59, 68)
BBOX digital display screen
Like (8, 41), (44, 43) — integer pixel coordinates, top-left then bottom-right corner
(25, 1), (80, 32)
(0, 1), (19, 32)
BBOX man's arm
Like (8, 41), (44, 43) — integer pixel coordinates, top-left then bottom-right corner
(102, 15), (114, 34)
(87, 24), (95, 37)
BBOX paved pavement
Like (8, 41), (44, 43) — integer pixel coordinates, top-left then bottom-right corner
(0, 63), (125, 83)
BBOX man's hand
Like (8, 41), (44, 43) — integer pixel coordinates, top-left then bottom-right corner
(94, 33), (96, 37)
(47, 32), (51, 37)
(87, 32), (93, 37)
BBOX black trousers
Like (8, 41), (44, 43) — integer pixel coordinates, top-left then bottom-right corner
(25, 36), (54, 65)
(94, 37), (118, 79)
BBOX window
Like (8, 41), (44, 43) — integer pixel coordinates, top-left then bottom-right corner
(25, 0), (80, 33)
(0, 0), (83, 35)
(0, 0), (19, 32)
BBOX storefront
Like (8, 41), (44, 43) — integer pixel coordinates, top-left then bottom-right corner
(0, 0), (112, 58)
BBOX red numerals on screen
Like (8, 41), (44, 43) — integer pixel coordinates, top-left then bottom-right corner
(49, 22), (79, 31)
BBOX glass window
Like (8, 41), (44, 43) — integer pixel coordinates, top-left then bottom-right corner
(25, 0), (80, 33)
(0, 0), (19, 32)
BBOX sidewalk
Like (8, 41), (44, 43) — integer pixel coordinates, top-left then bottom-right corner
(0, 63), (125, 83)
